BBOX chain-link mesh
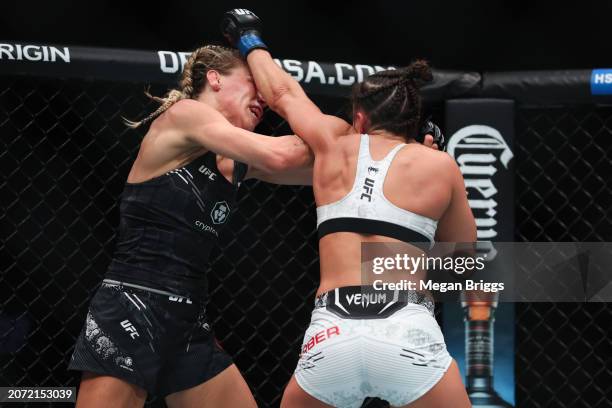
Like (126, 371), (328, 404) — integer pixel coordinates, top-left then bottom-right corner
(1, 78), (156, 408)
(515, 107), (612, 408)
(1, 76), (612, 408)
(0, 76), (392, 408)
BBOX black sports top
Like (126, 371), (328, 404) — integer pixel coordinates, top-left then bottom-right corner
(106, 152), (247, 299)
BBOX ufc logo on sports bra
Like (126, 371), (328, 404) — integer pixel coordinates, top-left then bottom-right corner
(198, 165), (217, 181)
(360, 177), (375, 202)
(120, 320), (139, 339)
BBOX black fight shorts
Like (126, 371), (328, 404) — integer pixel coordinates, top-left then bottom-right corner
(68, 281), (232, 396)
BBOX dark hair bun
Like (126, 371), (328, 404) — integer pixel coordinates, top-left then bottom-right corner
(402, 59), (433, 87)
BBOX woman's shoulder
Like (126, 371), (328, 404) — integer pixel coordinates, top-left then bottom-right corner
(164, 99), (223, 124)
(329, 131), (362, 153)
(401, 144), (460, 176)
(166, 98), (206, 115)
(406, 142), (452, 159)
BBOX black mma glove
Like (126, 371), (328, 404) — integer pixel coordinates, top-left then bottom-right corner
(417, 119), (446, 151)
(220, 9), (268, 57)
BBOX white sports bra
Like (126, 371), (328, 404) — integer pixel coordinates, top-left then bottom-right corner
(316, 134), (438, 243)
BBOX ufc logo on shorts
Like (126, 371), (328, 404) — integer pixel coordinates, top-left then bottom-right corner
(120, 320), (139, 339)
(360, 178), (375, 202)
(169, 296), (193, 304)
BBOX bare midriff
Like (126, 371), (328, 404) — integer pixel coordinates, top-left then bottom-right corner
(317, 232), (427, 296)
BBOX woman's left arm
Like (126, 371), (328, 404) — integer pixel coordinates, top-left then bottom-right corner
(221, 9), (352, 153)
(247, 50), (352, 154)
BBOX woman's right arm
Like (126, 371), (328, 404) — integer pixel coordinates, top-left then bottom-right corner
(434, 156), (477, 242)
(167, 98), (307, 174)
